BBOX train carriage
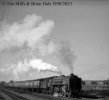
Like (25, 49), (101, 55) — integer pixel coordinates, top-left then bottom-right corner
(32, 79), (40, 92)
(24, 79), (40, 92)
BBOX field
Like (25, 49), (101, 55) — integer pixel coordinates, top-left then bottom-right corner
(84, 90), (109, 98)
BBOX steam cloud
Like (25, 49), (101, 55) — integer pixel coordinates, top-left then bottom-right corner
(0, 14), (54, 51)
(0, 14), (76, 80)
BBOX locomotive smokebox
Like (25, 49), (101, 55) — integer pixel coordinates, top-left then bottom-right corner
(70, 73), (74, 76)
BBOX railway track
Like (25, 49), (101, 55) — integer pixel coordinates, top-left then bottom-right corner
(0, 87), (30, 100)
(0, 87), (72, 100)
(1, 86), (101, 100)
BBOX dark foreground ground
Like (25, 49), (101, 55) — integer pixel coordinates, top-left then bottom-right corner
(84, 90), (109, 97)
(0, 87), (109, 100)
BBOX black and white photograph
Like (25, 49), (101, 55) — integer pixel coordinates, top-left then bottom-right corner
(0, 0), (109, 100)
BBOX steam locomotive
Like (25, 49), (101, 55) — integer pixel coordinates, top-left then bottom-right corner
(6, 74), (82, 97)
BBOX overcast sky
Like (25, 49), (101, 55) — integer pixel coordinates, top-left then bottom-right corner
(0, 0), (109, 81)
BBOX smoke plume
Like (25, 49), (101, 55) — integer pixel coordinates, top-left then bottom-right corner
(11, 59), (62, 77)
(0, 14), (54, 51)
(0, 14), (76, 80)
(55, 41), (76, 73)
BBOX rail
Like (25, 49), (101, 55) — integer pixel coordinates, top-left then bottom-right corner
(0, 87), (30, 100)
